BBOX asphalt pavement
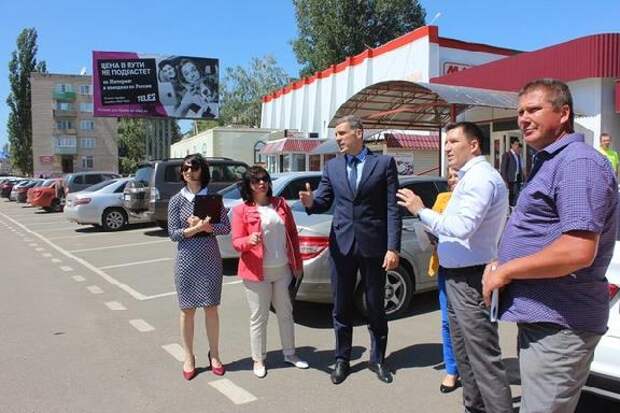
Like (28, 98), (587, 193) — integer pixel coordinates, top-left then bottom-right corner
(0, 199), (617, 413)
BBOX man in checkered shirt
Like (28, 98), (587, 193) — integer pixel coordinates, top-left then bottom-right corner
(483, 79), (618, 413)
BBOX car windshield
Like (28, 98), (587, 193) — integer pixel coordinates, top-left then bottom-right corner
(42, 179), (56, 187)
(83, 179), (118, 192)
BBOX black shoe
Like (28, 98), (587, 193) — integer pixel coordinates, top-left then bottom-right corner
(368, 362), (393, 383)
(330, 360), (350, 385)
(439, 378), (461, 393)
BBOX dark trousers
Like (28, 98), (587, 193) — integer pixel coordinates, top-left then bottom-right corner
(508, 180), (522, 207)
(330, 243), (387, 364)
(441, 266), (513, 413)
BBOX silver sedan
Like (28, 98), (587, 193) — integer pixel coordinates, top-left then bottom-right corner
(64, 178), (151, 231)
(292, 175), (448, 319)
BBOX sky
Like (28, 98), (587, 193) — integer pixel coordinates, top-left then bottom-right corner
(1, 0), (619, 149)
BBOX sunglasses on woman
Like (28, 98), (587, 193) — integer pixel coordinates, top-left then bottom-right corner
(250, 176), (270, 184)
(182, 163), (200, 172)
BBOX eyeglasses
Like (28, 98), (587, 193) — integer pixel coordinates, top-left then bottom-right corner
(181, 164), (200, 172)
(250, 176), (270, 184)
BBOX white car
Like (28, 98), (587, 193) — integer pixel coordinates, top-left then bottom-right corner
(586, 236), (620, 401)
(64, 178), (151, 231)
(216, 171), (323, 259)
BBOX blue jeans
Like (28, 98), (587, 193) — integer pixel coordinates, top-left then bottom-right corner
(438, 273), (459, 376)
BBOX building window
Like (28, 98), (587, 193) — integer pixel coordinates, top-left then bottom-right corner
(267, 155), (277, 174)
(254, 141), (266, 164)
(80, 137), (96, 149)
(56, 136), (77, 147)
(79, 103), (93, 113)
(309, 154), (321, 171)
(55, 83), (73, 93)
(56, 102), (73, 111)
(80, 120), (95, 130)
(81, 156), (94, 169)
(56, 120), (73, 130)
(79, 84), (91, 95)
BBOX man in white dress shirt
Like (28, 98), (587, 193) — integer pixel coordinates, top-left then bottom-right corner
(397, 122), (512, 413)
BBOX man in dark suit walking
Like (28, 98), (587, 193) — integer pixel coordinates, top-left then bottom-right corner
(299, 115), (401, 384)
(500, 137), (524, 206)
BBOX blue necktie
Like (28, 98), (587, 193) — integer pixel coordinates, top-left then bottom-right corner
(348, 157), (359, 193)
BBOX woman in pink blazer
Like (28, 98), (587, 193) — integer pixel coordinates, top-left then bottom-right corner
(231, 166), (308, 378)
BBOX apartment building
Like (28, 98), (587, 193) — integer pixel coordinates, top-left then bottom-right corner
(31, 72), (118, 177)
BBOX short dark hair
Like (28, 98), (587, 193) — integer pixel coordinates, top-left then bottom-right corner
(445, 121), (487, 154)
(335, 115), (364, 131)
(239, 165), (273, 203)
(179, 153), (211, 188)
(510, 137), (520, 145)
(601, 132), (611, 139)
(518, 78), (574, 132)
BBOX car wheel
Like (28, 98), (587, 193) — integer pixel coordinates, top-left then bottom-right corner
(102, 208), (127, 231)
(156, 220), (168, 230)
(355, 264), (414, 320)
(50, 198), (62, 212)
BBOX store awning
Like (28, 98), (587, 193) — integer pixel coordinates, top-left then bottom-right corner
(384, 133), (439, 150)
(328, 81), (518, 130)
(261, 138), (324, 155)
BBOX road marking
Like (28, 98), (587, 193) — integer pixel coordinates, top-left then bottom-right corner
(162, 343), (185, 362)
(36, 226), (83, 233)
(86, 285), (104, 294)
(47, 226), (156, 240)
(42, 253), (53, 257)
(224, 280), (243, 285)
(51, 258), (62, 263)
(69, 239), (169, 253)
(35, 247), (45, 252)
(28, 243), (38, 247)
(209, 379), (257, 405)
(142, 291), (177, 299)
(26, 221), (75, 226)
(129, 319), (155, 332)
(72, 275), (86, 282)
(23, 238), (33, 242)
(105, 301), (126, 311)
(99, 257), (173, 270)
(60, 266), (74, 272)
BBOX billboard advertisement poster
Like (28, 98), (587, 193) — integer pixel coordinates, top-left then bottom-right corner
(393, 153), (414, 175)
(93, 51), (219, 119)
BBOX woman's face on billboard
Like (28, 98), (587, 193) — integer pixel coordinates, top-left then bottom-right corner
(181, 62), (201, 84)
(160, 64), (176, 82)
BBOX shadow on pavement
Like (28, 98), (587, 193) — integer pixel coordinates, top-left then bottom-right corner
(387, 342), (444, 372)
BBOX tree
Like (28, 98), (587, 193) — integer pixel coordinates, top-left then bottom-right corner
(292, 0), (426, 76)
(219, 55), (290, 127)
(6, 28), (46, 175)
(117, 118), (146, 175)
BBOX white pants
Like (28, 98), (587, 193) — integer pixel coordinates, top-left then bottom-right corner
(243, 264), (296, 361)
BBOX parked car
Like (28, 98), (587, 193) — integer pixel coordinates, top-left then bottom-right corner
(1, 177), (24, 199)
(291, 175), (449, 319)
(585, 212), (620, 400)
(64, 171), (121, 196)
(124, 157), (248, 229)
(27, 179), (54, 205)
(30, 178), (65, 212)
(216, 171), (324, 259)
(64, 178), (151, 231)
(10, 179), (41, 202)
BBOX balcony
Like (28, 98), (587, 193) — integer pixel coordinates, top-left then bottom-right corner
(54, 128), (77, 135)
(53, 108), (77, 118)
(54, 145), (77, 155)
(53, 90), (76, 101)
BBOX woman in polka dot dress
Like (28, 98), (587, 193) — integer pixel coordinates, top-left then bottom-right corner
(168, 154), (231, 380)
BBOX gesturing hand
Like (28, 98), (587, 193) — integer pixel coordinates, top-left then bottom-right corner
(248, 231), (262, 246)
(396, 188), (425, 215)
(298, 182), (314, 208)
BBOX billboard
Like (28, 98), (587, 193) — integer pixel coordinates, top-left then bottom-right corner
(93, 51), (218, 119)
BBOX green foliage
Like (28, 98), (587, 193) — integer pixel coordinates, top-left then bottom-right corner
(219, 55), (290, 127)
(117, 118), (146, 175)
(292, 0), (426, 76)
(6, 28), (47, 175)
(196, 119), (222, 133)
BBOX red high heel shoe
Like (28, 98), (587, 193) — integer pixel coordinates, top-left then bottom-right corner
(183, 356), (197, 381)
(209, 351), (225, 376)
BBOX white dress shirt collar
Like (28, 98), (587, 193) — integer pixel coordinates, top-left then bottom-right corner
(458, 155), (486, 178)
(181, 186), (208, 202)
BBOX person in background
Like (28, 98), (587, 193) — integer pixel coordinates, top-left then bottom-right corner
(598, 132), (619, 178)
(484, 79), (618, 413)
(427, 168), (461, 394)
(231, 166), (308, 378)
(167, 154), (231, 380)
(500, 137), (524, 207)
(397, 122), (512, 413)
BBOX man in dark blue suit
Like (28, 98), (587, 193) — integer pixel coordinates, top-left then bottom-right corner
(299, 115), (401, 384)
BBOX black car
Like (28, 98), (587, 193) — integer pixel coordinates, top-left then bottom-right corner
(123, 157), (248, 228)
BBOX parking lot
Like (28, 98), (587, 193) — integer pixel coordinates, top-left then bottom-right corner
(1, 199), (617, 413)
